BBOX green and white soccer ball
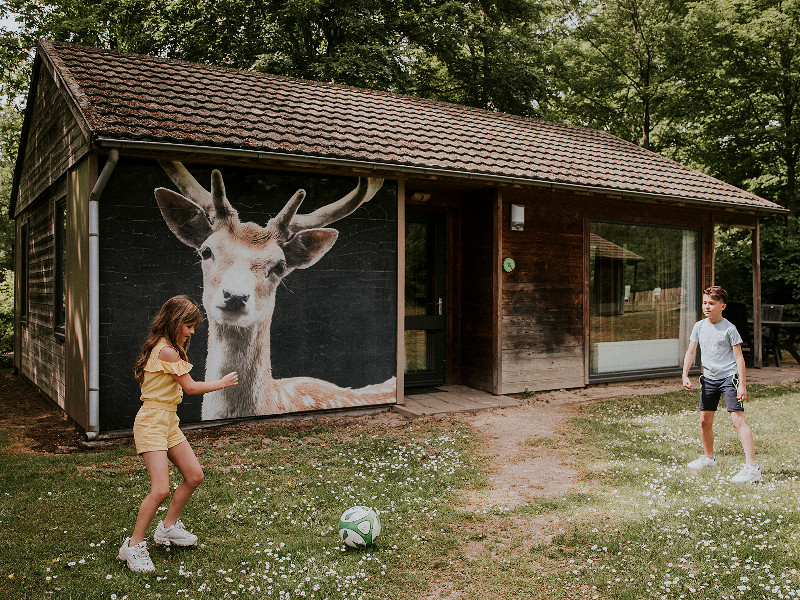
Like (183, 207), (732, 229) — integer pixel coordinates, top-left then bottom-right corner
(338, 506), (381, 548)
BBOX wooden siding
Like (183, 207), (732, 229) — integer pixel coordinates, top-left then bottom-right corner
(499, 189), (585, 393)
(497, 189), (714, 394)
(16, 178), (67, 408)
(14, 62), (89, 217)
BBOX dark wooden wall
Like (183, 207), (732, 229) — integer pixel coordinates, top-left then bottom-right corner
(499, 189), (586, 393)
(16, 178), (67, 408)
(497, 187), (714, 394)
(14, 60), (89, 218)
(14, 57), (91, 417)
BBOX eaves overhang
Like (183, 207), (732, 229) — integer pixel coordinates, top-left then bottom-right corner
(95, 137), (789, 218)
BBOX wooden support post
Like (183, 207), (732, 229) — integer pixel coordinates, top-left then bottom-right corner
(752, 219), (762, 368)
(396, 180), (406, 399)
(492, 189), (503, 395)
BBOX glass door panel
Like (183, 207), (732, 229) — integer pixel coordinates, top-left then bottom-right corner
(405, 212), (446, 386)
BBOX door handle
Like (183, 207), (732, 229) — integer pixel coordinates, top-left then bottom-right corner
(437, 298), (443, 315)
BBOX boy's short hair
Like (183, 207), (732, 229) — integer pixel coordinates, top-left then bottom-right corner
(703, 285), (728, 304)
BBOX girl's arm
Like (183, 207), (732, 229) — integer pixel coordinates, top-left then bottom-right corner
(159, 346), (238, 395)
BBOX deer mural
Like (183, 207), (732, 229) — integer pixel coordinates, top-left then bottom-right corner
(154, 161), (396, 420)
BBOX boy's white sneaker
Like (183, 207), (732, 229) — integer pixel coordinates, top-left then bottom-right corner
(118, 538), (155, 572)
(154, 520), (198, 546)
(731, 464), (761, 483)
(687, 455), (717, 470)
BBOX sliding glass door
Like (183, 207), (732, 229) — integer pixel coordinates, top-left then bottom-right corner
(589, 222), (700, 376)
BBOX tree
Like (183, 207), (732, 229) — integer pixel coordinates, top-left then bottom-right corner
(672, 0), (800, 230)
(546, 0), (690, 150)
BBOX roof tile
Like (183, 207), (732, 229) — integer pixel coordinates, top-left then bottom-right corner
(44, 41), (781, 211)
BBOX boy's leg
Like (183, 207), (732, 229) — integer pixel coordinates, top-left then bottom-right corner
(131, 450), (170, 545)
(700, 410), (716, 458)
(730, 411), (757, 466)
(163, 441), (204, 527)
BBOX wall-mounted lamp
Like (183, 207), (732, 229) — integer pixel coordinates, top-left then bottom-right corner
(510, 204), (525, 231)
(410, 192), (432, 202)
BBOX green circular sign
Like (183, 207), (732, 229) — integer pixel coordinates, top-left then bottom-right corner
(503, 257), (515, 272)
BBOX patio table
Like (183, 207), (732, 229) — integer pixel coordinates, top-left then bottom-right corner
(761, 320), (800, 367)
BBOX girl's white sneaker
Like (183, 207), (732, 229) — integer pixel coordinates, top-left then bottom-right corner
(117, 538), (155, 572)
(154, 520), (198, 546)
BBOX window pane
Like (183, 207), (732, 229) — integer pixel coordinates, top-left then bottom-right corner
(590, 222), (698, 374)
(405, 329), (432, 373)
(405, 222), (434, 317)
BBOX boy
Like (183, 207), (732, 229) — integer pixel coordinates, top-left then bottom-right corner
(681, 285), (760, 483)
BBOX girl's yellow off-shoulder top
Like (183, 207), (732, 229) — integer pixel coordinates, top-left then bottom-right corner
(139, 338), (192, 406)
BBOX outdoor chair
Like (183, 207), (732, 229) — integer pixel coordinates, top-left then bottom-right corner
(762, 304), (784, 366)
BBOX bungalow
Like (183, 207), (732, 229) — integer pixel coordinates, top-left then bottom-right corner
(10, 40), (785, 438)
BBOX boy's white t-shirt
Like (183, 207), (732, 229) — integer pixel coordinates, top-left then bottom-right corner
(689, 317), (743, 380)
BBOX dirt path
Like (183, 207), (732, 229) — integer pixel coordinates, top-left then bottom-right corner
(458, 366), (800, 508)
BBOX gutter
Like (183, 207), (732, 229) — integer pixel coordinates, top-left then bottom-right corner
(95, 138), (789, 217)
(86, 149), (119, 440)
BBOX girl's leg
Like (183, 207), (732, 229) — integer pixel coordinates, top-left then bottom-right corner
(163, 441), (204, 527)
(130, 451), (170, 545)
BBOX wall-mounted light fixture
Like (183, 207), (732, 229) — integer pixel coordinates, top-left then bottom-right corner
(510, 204), (525, 231)
(409, 192), (432, 202)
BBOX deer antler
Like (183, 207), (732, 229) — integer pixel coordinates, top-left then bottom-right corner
(269, 178), (384, 240)
(159, 160), (237, 224)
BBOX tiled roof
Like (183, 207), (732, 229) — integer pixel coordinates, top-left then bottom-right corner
(42, 41), (782, 212)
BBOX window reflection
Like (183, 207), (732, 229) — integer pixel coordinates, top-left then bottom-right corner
(590, 223), (699, 374)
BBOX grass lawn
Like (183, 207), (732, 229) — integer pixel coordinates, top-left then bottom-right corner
(2, 383), (800, 599)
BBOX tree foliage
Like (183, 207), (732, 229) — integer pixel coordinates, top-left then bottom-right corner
(1, 0), (800, 309)
(673, 0), (800, 225)
(546, 0), (690, 151)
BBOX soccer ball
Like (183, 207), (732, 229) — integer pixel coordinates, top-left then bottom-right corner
(338, 506), (381, 548)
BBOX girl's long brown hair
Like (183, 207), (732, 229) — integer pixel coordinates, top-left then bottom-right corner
(134, 295), (203, 383)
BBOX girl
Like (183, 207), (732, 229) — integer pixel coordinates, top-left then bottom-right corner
(118, 295), (238, 572)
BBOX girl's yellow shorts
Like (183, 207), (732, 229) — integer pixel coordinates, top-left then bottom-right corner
(133, 402), (187, 454)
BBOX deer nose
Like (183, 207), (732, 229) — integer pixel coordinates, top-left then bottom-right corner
(221, 291), (250, 311)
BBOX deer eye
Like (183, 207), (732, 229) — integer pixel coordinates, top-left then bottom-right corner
(269, 260), (287, 278)
(199, 246), (213, 260)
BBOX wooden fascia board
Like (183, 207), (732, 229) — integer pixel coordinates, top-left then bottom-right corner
(96, 138), (787, 218)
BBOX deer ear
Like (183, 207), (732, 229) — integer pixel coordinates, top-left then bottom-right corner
(283, 228), (339, 271)
(155, 188), (214, 249)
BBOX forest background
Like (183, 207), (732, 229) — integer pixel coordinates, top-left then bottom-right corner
(0, 0), (798, 347)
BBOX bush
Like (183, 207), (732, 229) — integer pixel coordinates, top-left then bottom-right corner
(0, 269), (13, 354)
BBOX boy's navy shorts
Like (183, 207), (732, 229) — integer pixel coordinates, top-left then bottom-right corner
(699, 375), (743, 412)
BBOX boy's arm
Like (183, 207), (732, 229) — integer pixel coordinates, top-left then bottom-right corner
(682, 341), (698, 390)
(733, 344), (747, 401)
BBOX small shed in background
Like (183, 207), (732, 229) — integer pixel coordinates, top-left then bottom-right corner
(11, 41), (785, 437)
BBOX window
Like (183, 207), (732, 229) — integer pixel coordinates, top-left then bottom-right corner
(589, 222), (699, 376)
(54, 198), (66, 334)
(19, 223), (28, 323)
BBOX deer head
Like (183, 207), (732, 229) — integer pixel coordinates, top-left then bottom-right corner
(154, 161), (384, 330)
